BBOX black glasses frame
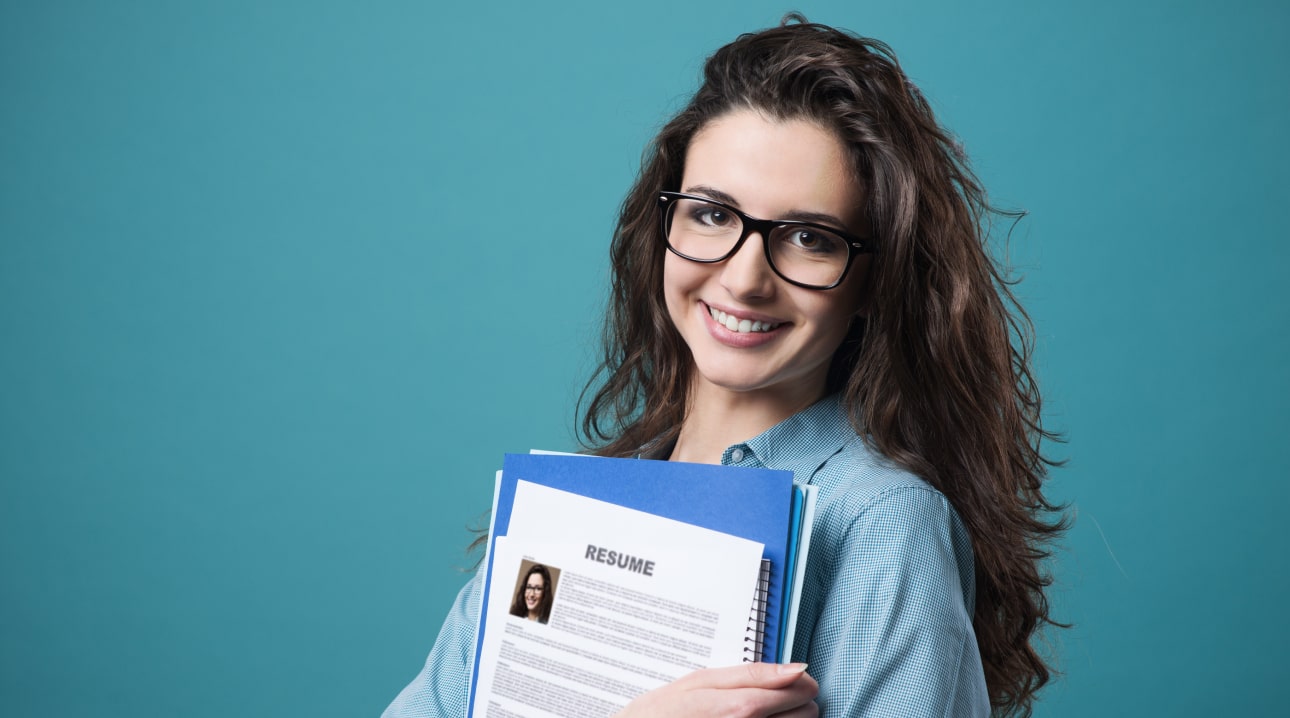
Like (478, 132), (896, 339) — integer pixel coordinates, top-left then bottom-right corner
(656, 191), (874, 290)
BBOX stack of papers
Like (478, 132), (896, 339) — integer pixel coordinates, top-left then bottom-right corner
(467, 452), (816, 718)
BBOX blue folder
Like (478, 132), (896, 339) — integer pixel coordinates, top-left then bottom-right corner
(468, 452), (797, 713)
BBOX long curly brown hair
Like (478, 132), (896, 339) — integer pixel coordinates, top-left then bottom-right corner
(578, 15), (1066, 716)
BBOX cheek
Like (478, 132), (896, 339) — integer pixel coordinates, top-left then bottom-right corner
(662, 253), (686, 294)
(807, 300), (856, 342)
(801, 271), (868, 342)
(662, 255), (702, 316)
(811, 257), (871, 327)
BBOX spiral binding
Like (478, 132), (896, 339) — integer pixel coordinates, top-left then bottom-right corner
(743, 559), (773, 662)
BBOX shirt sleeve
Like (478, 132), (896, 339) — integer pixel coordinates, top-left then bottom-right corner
(381, 568), (483, 718)
(807, 486), (990, 717)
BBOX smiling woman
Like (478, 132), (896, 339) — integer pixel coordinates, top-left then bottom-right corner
(660, 111), (871, 426)
(507, 563), (554, 624)
(384, 14), (1064, 718)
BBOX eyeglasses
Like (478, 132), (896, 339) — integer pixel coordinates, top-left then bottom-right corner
(657, 191), (873, 290)
(524, 584), (544, 594)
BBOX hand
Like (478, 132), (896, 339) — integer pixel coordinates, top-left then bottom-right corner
(616, 663), (818, 718)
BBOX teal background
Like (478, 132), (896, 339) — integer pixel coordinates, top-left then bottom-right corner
(2, 1), (1286, 715)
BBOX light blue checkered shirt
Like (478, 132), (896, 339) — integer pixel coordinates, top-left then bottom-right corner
(383, 395), (989, 717)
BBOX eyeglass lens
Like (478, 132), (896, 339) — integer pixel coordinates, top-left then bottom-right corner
(665, 197), (851, 288)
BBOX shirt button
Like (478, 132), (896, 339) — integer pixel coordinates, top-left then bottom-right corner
(730, 448), (745, 463)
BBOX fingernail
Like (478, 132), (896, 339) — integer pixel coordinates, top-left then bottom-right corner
(777, 662), (807, 674)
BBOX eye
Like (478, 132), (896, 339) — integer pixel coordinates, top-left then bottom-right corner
(692, 204), (734, 228)
(785, 229), (844, 254)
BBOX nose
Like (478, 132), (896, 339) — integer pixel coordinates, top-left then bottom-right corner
(719, 232), (776, 301)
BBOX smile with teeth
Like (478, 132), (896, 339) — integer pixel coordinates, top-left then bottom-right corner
(708, 305), (783, 333)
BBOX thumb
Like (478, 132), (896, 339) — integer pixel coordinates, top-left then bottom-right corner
(758, 661), (810, 686)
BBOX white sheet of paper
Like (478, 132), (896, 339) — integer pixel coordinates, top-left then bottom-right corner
(471, 481), (765, 718)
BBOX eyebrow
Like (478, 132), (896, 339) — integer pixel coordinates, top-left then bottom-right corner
(682, 184), (853, 231)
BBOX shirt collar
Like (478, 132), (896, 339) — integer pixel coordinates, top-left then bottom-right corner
(637, 394), (854, 479)
(738, 393), (853, 480)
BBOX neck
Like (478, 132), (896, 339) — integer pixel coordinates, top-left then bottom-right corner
(669, 378), (827, 464)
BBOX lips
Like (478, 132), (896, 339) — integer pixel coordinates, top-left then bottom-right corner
(700, 302), (788, 348)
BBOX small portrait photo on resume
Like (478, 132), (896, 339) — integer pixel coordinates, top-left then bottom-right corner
(509, 561), (559, 625)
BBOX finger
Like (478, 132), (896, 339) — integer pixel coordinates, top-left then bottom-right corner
(770, 701), (819, 718)
(709, 677), (819, 718)
(675, 662), (811, 691)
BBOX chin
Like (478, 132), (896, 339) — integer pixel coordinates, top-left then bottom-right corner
(699, 372), (775, 395)
(693, 354), (817, 396)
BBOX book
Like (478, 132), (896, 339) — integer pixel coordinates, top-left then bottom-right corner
(747, 558), (773, 663)
(467, 453), (814, 717)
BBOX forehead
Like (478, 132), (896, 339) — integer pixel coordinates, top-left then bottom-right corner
(682, 109), (863, 224)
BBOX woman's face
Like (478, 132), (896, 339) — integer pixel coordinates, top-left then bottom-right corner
(523, 572), (545, 615)
(663, 109), (870, 402)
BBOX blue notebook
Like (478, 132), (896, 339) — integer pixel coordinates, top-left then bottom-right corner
(468, 452), (800, 712)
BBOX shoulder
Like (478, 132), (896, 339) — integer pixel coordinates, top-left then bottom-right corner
(807, 431), (956, 531)
(806, 432), (932, 504)
(804, 433), (976, 602)
(755, 396), (971, 568)
(759, 394), (943, 511)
